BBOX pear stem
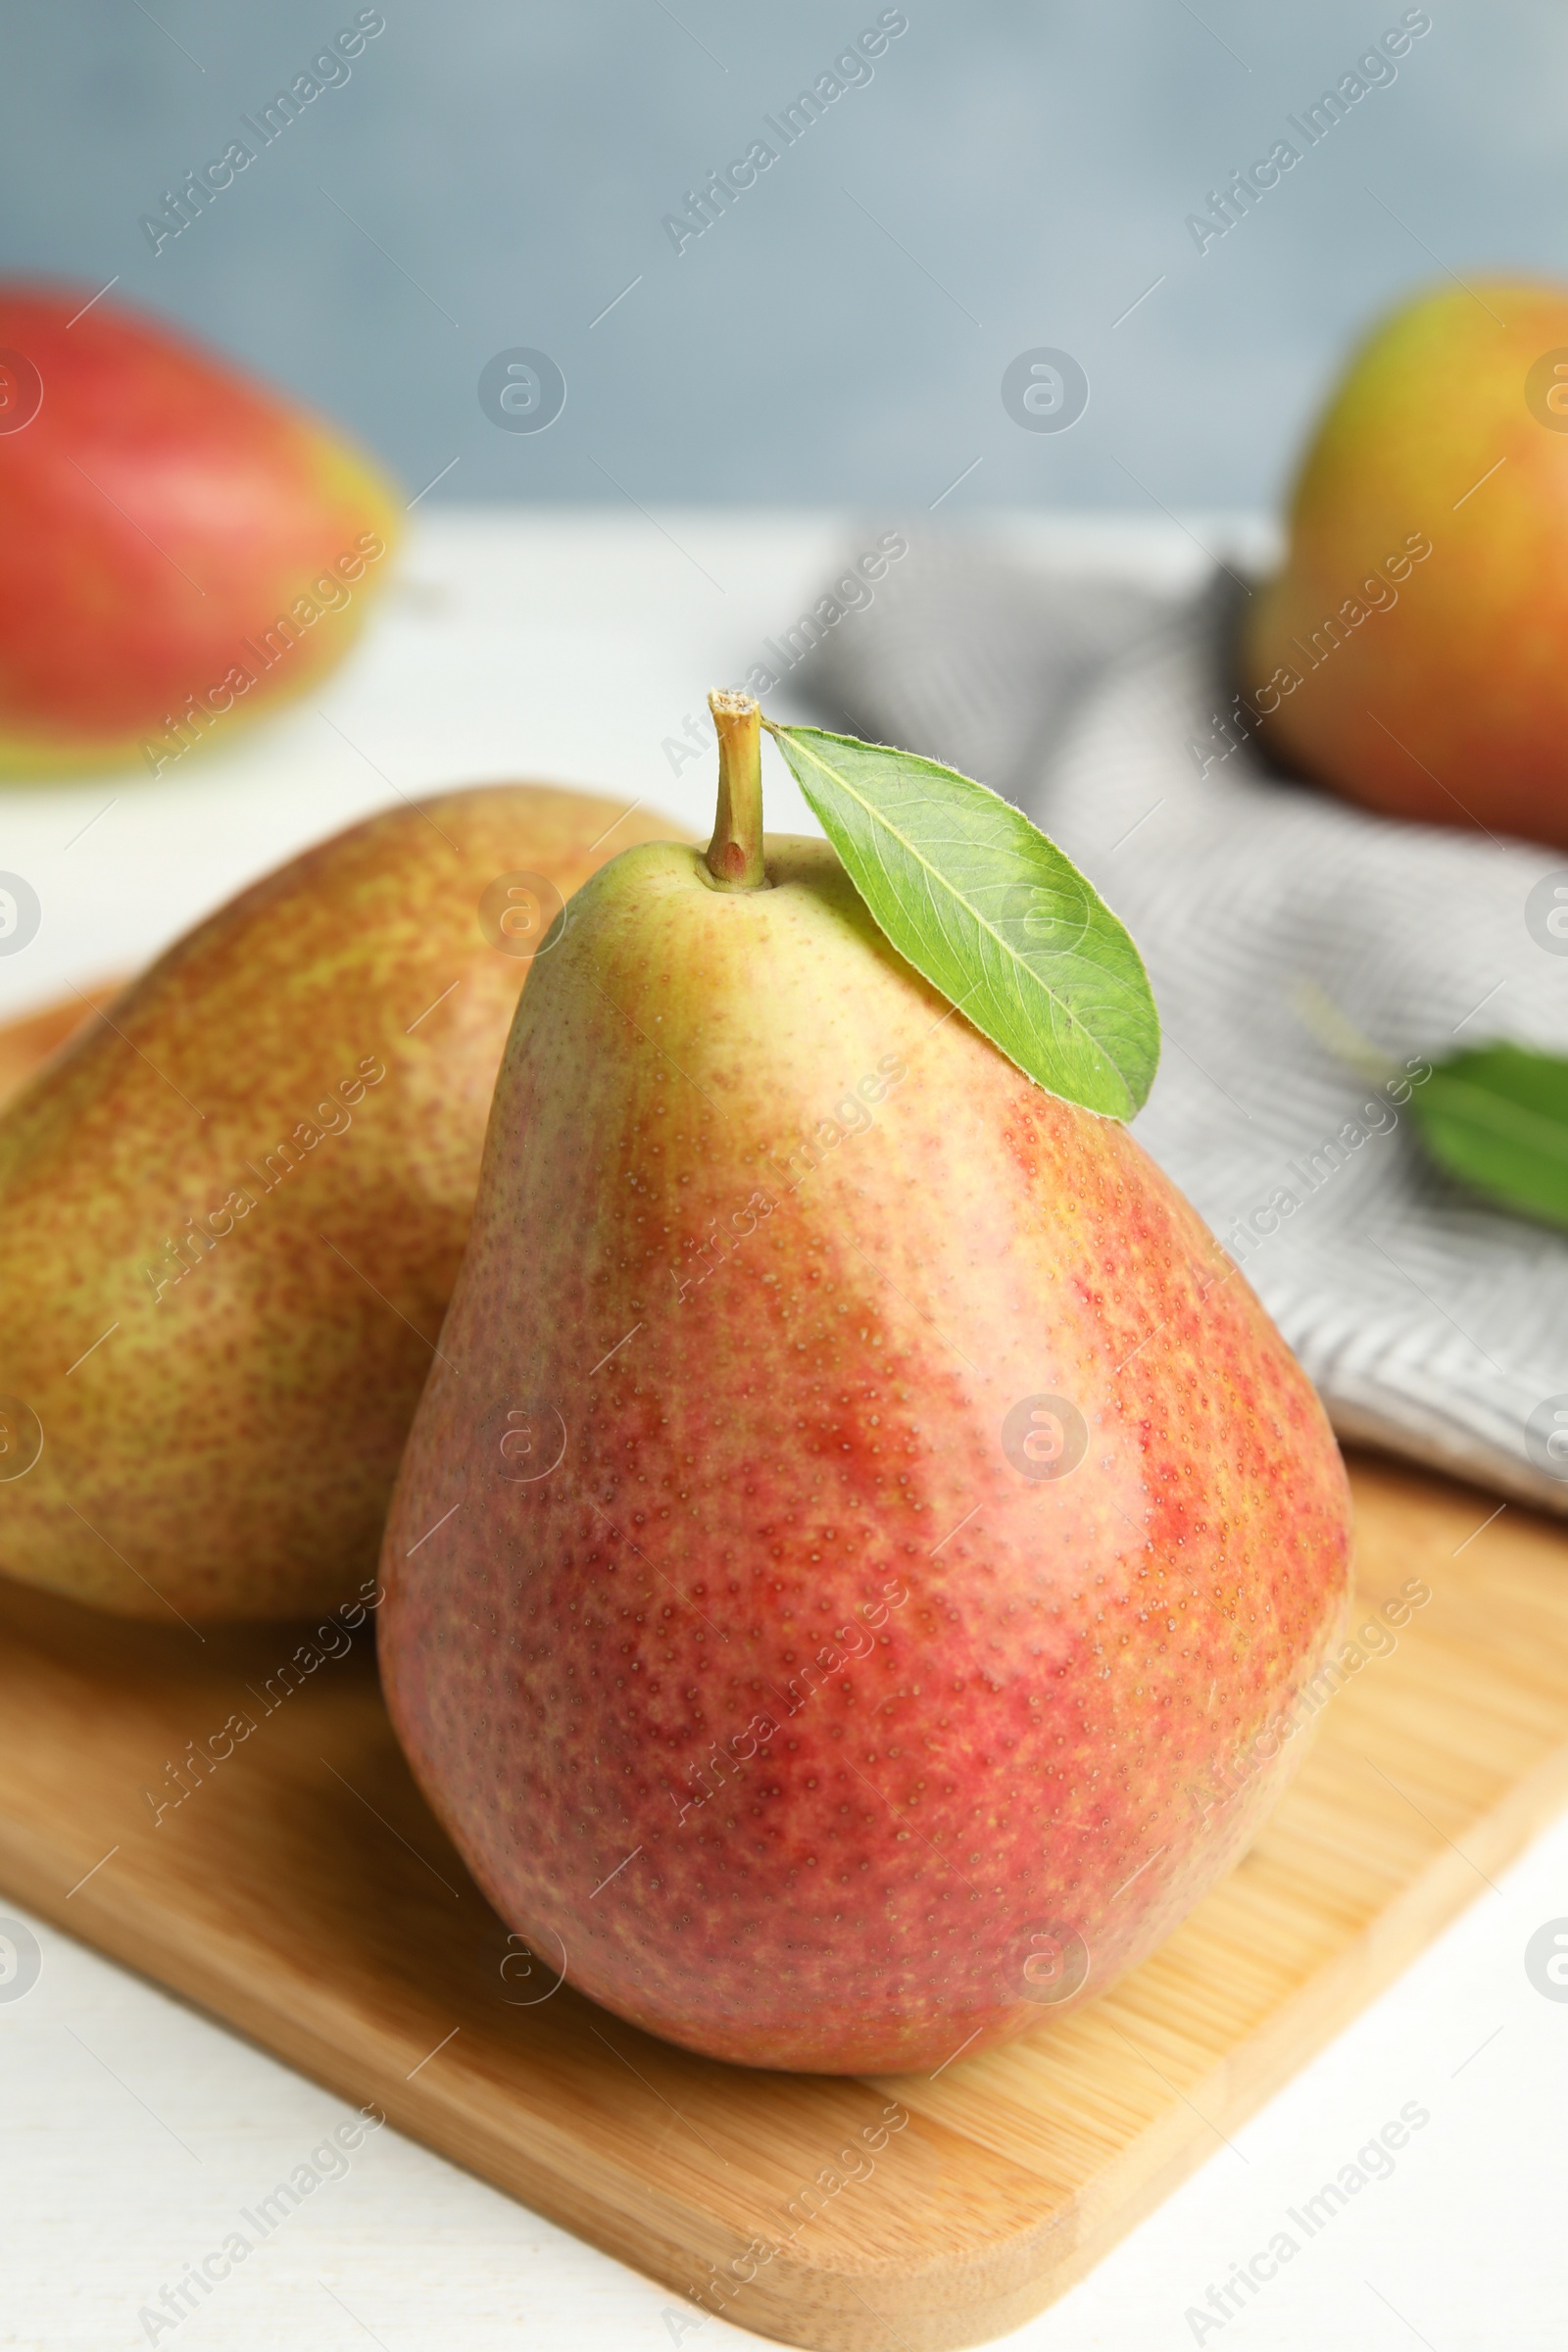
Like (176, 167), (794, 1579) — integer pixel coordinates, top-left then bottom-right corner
(705, 690), (767, 890)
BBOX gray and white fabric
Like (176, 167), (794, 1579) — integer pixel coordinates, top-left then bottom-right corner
(802, 538), (1568, 1514)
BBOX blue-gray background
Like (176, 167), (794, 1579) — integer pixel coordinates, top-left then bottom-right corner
(1, 2), (1561, 511)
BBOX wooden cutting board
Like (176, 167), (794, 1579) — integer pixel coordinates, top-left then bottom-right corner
(3, 999), (1566, 2352)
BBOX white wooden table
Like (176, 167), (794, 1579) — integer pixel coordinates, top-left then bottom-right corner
(0, 511), (1563, 2352)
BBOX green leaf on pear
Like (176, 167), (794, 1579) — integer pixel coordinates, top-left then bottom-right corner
(763, 722), (1160, 1122)
(1408, 1042), (1568, 1232)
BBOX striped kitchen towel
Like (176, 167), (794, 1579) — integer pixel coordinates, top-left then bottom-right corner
(802, 534), (1568, 1513)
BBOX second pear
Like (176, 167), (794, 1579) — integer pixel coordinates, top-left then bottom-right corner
(0, 784), (675, 1621)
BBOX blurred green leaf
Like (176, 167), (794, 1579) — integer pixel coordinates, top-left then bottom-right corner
(1410, 1043), (1568, 1230)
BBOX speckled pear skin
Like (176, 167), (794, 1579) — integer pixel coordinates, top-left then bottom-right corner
(380, 835), (1351, 2074)
(0, 784), (677, 1621)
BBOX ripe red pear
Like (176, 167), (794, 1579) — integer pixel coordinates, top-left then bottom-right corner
(381, 706), (1351, 2073)
(1242, 278), (1568, 847)
(0, 282), (399, 777)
